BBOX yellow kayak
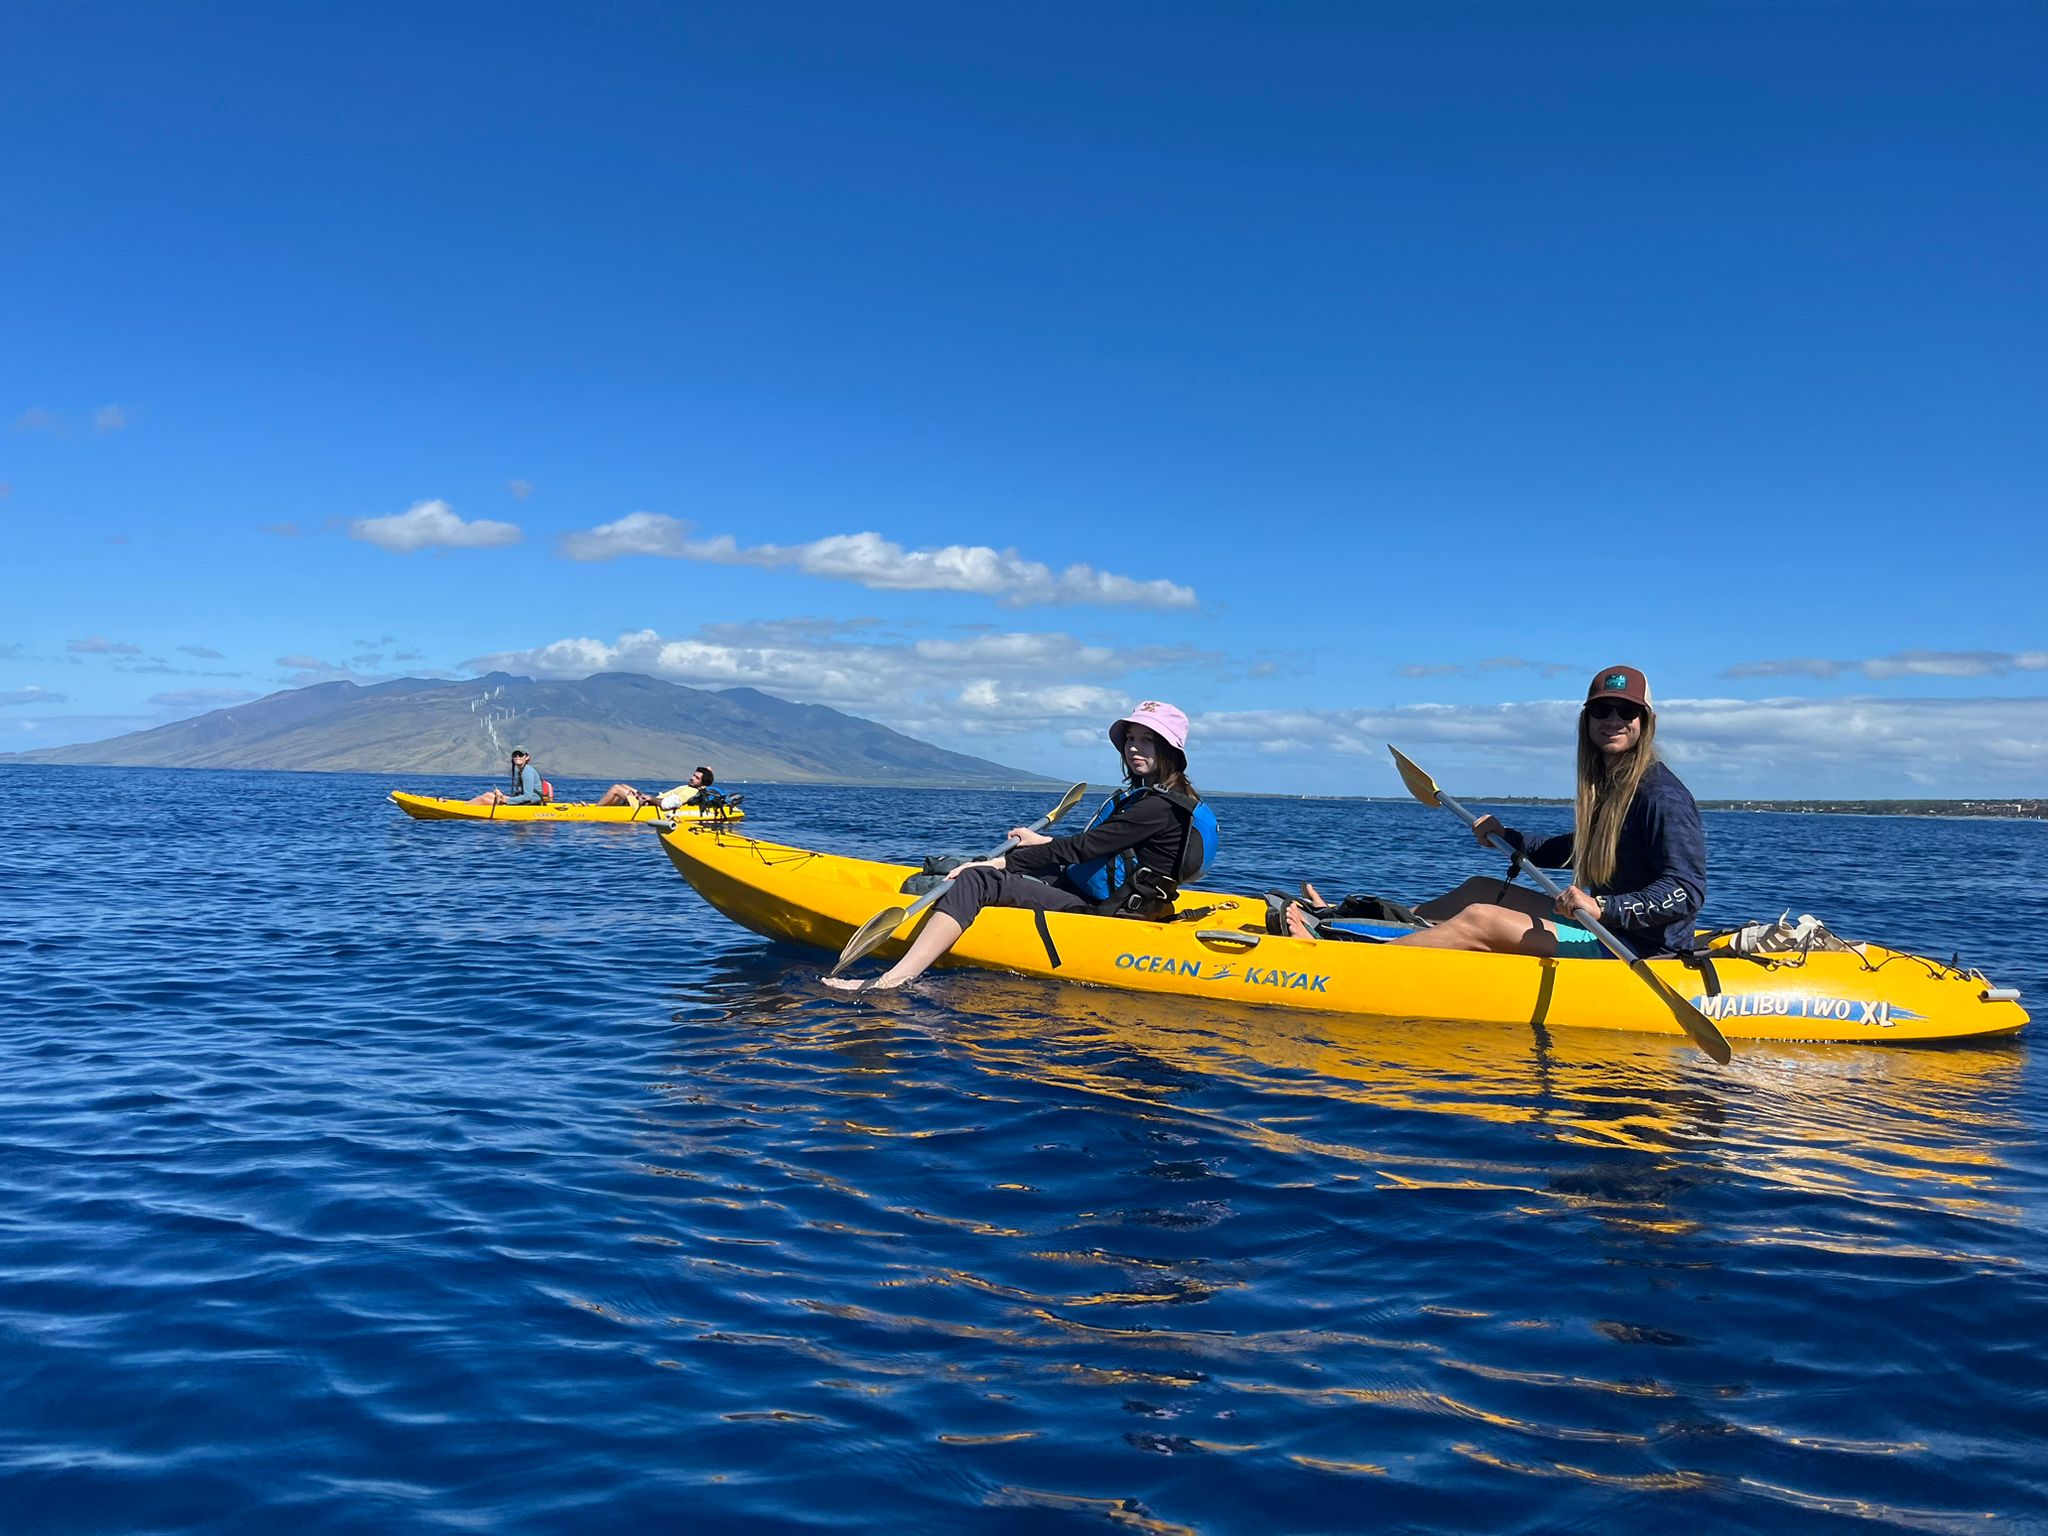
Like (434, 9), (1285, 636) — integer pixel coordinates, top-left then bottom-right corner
(655, 824), (2028, 1047)
(391, 790), (744, 824)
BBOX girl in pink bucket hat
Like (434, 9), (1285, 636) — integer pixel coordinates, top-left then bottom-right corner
(826, 701), (1220, 992)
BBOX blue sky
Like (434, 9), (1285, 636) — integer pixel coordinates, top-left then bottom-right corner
(4, 2), (2043, 796)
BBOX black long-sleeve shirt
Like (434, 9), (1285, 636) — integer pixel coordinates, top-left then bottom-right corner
(1503, 761), (1706, 958)
(1005, 791), (1186, 892)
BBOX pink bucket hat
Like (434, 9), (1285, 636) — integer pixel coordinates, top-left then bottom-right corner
(1109, 700), (1190, 755)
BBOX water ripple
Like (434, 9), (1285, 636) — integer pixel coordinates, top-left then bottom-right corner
(2, 766), (2045, 1532)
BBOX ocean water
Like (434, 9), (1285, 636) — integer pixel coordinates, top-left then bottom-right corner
(4, 764), (2046, 1534)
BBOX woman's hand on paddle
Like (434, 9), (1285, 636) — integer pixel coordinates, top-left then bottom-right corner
(1555, 884), (1602, 924)
(945, 857), (1006, 880)
(1006, 826), (1051, 848)
(1471, 814), (1504, 849)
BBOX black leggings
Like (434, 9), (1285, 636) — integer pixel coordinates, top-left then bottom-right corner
(932, 867), (1093, 930)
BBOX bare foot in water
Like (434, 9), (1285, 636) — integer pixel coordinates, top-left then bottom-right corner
(822, 975), (902, 992)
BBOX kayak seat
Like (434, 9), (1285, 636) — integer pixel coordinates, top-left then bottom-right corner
(1265, 890), (1427, 941)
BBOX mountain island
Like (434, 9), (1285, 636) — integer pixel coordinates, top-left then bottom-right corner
(2, 672), (1053, 787)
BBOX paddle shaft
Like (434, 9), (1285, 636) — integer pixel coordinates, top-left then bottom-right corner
(829, 782), (1088, 975)
(892, 800), (1080, 929)
(1432, 785), (1635, 956)
(1391, 745), (1732, 1064)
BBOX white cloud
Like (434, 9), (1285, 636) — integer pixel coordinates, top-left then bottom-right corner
(955, 679), (1130, 721)
(94, 405), (128, 432)
(1191, 695), (2048, 797)
(464, 624), (1209, 737)
(276, 654), (338, 671)
(1725, 649), (2048, 681)
(178, 645), (226, 660)
(0, 686), (65, 706)
(506, 479), (534, 501)
(557, 514), (1196, 610)
(68, 634), (142, 655)
(13, 407), (59, 433)
(349, 499), (522, 554)
(263, 521), (301, 537)
(559, 511), (690, 560)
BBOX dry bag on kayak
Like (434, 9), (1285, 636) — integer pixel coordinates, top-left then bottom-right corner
(900, 854), (975, 898)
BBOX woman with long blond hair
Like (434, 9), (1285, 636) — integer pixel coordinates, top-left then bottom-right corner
(1391, 666), (1705, 958)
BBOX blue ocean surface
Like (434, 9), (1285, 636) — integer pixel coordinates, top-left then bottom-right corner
(4, 764), (2046, 1533)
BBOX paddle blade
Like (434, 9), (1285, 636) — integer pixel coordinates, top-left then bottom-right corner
(830, 904), (909, 977)
(1630, 961), (1735, 1063)
(1387, 746), (1442, 809)
(1048, 781), (1087, 823)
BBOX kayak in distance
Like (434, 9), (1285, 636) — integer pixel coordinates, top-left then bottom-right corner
(390, 790), (745, 825)
(655, 824), (2027, 1048)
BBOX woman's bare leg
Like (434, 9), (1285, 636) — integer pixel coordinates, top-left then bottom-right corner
(823, 913), (966, 991)
(1390, 902), (1561, 955)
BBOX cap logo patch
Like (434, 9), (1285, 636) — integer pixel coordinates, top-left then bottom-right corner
(1603, 672), (1629, 691)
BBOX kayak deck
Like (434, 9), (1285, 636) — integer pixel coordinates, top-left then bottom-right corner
(655, 824), (2028, 1047)
(390, 790), (743, 824)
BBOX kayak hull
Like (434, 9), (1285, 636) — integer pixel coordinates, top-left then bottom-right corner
(655, 825), (2027, 1047)
(390, 791), (743, 825)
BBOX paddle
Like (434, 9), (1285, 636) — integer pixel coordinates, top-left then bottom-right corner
(828, 781), (1089, 977)
(1387, 745), (1733, 1065)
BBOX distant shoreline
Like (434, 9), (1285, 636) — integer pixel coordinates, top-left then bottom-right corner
(3, 762), (2039, 818)
(1438, 794), (2048, 821)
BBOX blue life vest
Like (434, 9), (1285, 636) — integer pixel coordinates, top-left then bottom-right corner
(1064, 784), (1220, 906)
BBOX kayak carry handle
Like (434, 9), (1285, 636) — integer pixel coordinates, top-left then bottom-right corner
(1195, 929), (1262, 949)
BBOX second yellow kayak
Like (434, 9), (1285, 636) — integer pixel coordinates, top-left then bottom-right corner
(390, 790), (744, 824)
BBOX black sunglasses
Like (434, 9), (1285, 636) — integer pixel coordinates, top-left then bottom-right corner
(1585, 701), (1644, 723)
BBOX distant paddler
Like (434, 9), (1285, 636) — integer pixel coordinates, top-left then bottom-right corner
(469, 746), (548, 807)
(596, 765), (716, 813)
(1393, 665), (1706, 961)
(826, 702), (1219, 992)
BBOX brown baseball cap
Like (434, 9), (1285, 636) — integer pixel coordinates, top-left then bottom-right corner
(1585, 666), (1653, 712)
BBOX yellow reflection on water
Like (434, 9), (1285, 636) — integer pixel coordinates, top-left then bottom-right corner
(892, 972), (2027, 1223)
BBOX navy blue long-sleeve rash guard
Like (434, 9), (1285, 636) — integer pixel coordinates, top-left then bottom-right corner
(1503, 761), (1706, 958)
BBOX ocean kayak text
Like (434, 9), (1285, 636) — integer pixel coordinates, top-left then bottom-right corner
(1115, 952), (1330, 992)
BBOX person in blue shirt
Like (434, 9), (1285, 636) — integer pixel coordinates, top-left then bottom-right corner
(1391, 666), (1706, 960)
(468, 747), (547, 807)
